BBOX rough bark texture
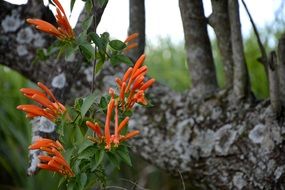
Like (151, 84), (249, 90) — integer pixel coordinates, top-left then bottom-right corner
(1, 1), (285, 189)
(127, 0), (145, 61)
(228, 0), (250, 101)
(179, 0), (218, 96)
(277, 34), (285, 106)
(209, 0), (234, 88)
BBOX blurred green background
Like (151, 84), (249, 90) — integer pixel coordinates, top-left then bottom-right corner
(0, 24), (283, 189)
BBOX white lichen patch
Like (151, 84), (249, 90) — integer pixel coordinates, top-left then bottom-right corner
(33, 33), (46, 47)
(214, 124), (237, 155)
(17, 45), (28, 56)
(249, 124), (266, 144)
(1, 14), (23, 33)
(274, 165), (285, 181)
(52, 73), (66, 89)
(191, 129), (215, 157)
(38, 116), (56, 133)
(232, 172), (247, 190)
(16, 27), (33, 44)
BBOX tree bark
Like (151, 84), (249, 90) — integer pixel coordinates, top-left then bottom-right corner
(179, 0), (218, 96)
(277, 34), (285, 106)
(1, 1), (285, 189)
(228, 0), (250, 101)
(209, 0), (234, 88)
(128, 0), (145, 61)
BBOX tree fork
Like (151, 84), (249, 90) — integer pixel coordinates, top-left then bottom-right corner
(179, 0), (218, 96)
(209, 0), (234, 88)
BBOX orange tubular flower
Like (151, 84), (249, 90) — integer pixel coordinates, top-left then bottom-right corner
(29, 138), (74, 177)
(86, 100), (138, 150)
(116, 54), (155, 110)
(26, 0), (74, 40)
(17, 82), (66, 122)
(124, 33), (139, 52)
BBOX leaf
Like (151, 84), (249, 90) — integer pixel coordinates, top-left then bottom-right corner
(89, 32), (103, 50)
(79, 173), (87, 189)
(106, 151), (120, 168)
(80, 91), (97, 117)
(91, 149), (105, 171)
(78, 140), (93, 154)
(117, 146), (132, 166)
(79, 43), (95, 61)
(109, 40), (126, 51)
(78, 145), (96, 160)
(110, 54), (132, 66)
(65, 45), (77, 62)
(95, 59), (105, 74)
(99, 96), (108, 110)
(70, 0), (76, 12)
(82, 16), (93, 31)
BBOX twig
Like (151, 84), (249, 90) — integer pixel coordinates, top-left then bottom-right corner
(268, 51), (281, 115)
(241, 0), (268, 75)
(178, 170), (186, 190)
(91, 0), (98, 93)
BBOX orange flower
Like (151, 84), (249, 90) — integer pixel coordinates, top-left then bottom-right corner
(124, 33), (139, 52)
(86, 99), (139, 150)
(26, 0), (74, 40)
(17, 82), (66, 121)
(29, 138), (74, 177)
(116, 54), (155, 110)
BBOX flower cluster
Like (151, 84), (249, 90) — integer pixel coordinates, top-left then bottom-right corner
(116, 54), (155, 110)
(86, 54), (155, 150)
(26, 0), (74, 41)
(29, 138), (74, 177)
(17, 82), (66, 122)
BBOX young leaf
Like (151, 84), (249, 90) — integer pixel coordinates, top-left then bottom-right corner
(117, 146), (132, 166)
(70, 0), (76, 12)
(81, 91), (98, 117)
(82, 16), (93, 31)
(110, 54), (132, 66)
(95, 59), (105, 73)
(79, 43), (95, 61)
(109, 40), (126, 51)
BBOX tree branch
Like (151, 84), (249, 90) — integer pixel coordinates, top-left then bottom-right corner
(241, 0), (268, 77)
(179, 0), (218, 96)
(208, 0), (233, 88)
(228, 0), (250, 101)
(277, 34), (285, 106)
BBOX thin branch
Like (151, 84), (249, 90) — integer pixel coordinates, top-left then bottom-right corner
(228, 0), (250, 100)
(241, 0), (268, 76)
(268, 51), (281, 114)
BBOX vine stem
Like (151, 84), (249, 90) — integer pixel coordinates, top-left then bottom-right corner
(91, 0), (98, 93)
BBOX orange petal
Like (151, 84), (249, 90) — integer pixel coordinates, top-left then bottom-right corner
(105, 98), (115, 149)
(122, 67), (133, 82)
(37, 82), (58, 103)
(86, 121), (102, 137)
(124, 33), (139, 43)
(140, 78), (155, 91)
(118, 117), (129, 133)
(120, 130), (140, 142)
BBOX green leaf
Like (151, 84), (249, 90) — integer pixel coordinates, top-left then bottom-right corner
(82, 16), (93, 31)
(117, 146), (132, 166)
(91, 149), (105, 171)
(85, 0), (93, 13)
(89, 32), (103, 50)
(65, 45), (78, 62)
(78, 145), (96, 160)
(79, 173), (87, 189)
(110, 54), (132, 66)
(106, 151), (120, 168)
(79, 43), (95, 61)
(78, 140), (93, 154)
(70, 0), (76, 12)
(95, 59), (105, 74)
(99, 96), (108, 110)
(80, 91), (97, 117)
(109, 40), (126, 51)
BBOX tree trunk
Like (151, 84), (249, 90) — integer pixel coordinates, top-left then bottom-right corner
(128, 0), (145, 61)
(208, 0), (234, 88)
(179, 0), (218, 96)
